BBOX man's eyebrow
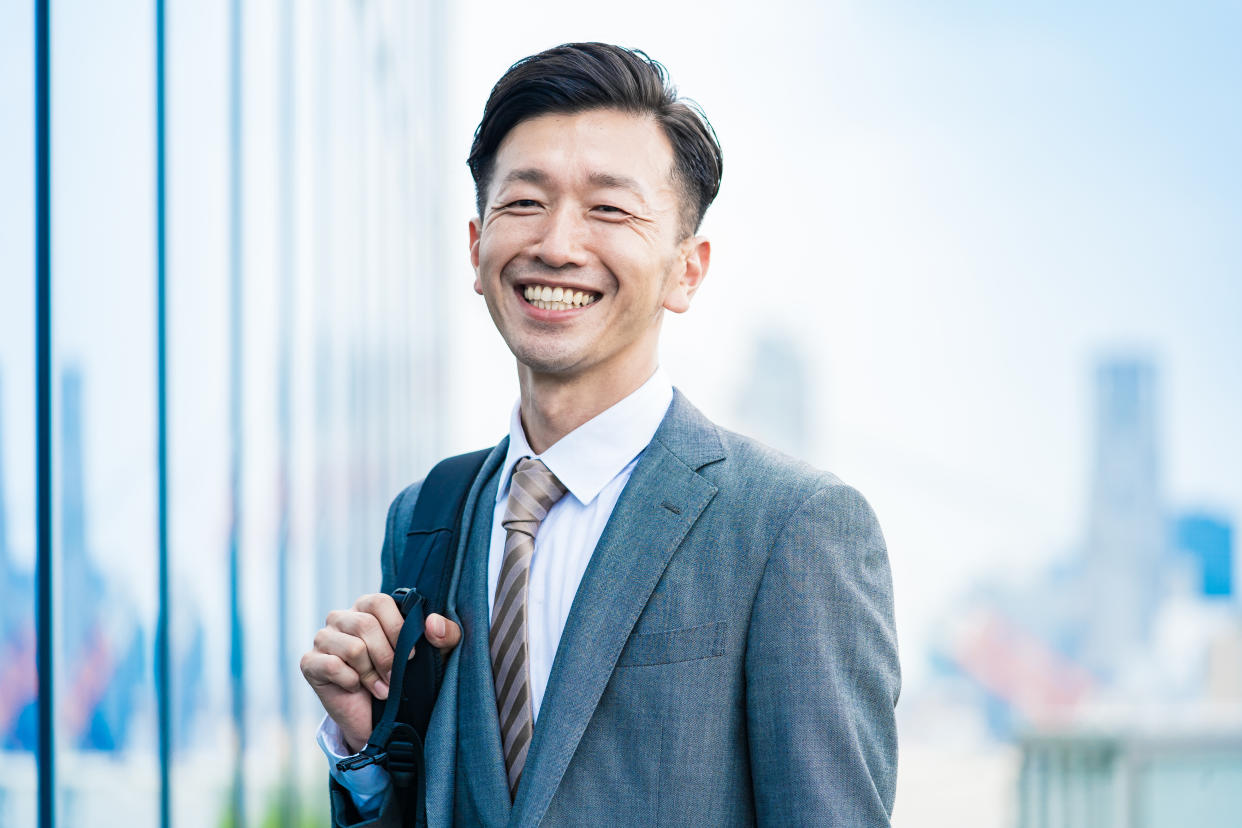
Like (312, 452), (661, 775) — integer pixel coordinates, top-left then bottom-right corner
(494, 168), (651, 208)
(587, 171), (644, 195)
(497, 168), (549, 189)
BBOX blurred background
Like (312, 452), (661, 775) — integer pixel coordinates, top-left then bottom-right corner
(2, 0), (1240, 826)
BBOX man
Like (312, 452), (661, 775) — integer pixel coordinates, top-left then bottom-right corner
(301, 42), (900, 827)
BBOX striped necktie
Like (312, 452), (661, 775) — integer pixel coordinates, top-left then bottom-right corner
(491, 456), (567, 797)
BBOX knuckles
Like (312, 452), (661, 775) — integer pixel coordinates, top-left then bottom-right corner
(353, 592), (392, 614)
(313, 628), (331, 650)
(344, 637), (367, 663)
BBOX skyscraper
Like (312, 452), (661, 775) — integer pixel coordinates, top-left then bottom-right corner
(1082, 357), (1165, 675)
(733, 331), (814, 460)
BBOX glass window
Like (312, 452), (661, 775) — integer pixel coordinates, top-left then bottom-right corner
(51, 1), (159, 825)
(0, 2), (38, 824)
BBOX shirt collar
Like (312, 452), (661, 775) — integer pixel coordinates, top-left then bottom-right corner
(498, 368), (674, 507)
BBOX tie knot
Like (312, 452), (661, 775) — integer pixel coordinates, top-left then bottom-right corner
(502, 457), (568, 535)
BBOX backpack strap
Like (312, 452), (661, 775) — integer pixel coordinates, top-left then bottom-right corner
(336, 448), (491, 816)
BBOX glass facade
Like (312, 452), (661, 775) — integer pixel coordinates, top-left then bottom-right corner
(1, 1), (448, 825)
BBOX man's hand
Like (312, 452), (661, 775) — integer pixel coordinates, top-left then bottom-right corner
(300, 593), (462, 754)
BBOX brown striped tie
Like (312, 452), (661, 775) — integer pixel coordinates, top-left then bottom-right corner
(491, 457), (567, 797)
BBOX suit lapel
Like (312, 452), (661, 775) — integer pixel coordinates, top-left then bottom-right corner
(510, 390), (725, 827)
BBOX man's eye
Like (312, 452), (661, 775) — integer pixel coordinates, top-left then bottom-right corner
(506, 199), (540, 209)
(594, 205), (628, 216)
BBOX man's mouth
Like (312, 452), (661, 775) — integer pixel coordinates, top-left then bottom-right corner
(521, 283), (601, 311)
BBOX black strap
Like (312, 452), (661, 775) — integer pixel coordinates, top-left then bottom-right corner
(336, 449), (490, 813)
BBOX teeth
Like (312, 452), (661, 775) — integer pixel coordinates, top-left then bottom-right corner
(522, 285), (599, 308)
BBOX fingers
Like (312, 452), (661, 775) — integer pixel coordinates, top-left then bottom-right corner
(313, 624), (392, 699)
(299, 649), (360, 692)
(305, 596), (462, 709)
(310, 594), (405, 700)
(352, 593), (405, 648)
(425, 612), (462, 658)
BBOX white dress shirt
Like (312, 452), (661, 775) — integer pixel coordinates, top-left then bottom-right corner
(319, 369), (674, 816)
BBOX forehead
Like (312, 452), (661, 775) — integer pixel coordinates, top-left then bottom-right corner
(492, 109), (677, 196)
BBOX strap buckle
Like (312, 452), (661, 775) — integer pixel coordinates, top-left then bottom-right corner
(335, 743), (388, 773)
(391, 586), (427, 620)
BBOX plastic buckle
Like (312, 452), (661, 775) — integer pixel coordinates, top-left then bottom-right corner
(336, 743), (388, 773)
(391, 586), (427, 619)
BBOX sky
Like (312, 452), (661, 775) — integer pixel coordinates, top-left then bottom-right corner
(2, 0), (1240, 699)
(436, 0), (1242, 688)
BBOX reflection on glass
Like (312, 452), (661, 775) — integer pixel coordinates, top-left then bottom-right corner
(0, 372), (38, 826)
(52, 1), (158, 824)
(0, 0), (37, 824)
(3, 0), (448, 824)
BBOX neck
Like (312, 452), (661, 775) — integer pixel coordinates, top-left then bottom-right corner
(517, 355), (658, 454)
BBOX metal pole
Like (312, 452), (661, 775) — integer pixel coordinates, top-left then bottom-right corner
(228, 0), (246, 822)
(154, 0), (172, 825)
(34, 0), (55, 825)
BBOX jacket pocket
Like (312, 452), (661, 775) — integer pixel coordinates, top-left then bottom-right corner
(617, 621), (726, 667)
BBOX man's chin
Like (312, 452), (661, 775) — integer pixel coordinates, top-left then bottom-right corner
(508, 343), (589, 378)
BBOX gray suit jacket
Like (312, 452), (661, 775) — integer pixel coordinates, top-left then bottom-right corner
(335, 390), (899, 827)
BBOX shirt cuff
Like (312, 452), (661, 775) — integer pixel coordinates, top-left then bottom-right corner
(317, 714), (393, 818)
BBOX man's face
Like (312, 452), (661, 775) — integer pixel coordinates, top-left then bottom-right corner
(470, 108), (708, 381)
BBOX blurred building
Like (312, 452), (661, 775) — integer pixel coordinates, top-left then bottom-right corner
(732, 331), (814, 460)
(1173, 514), (1233, 599)
(916, 354), (1242, 825)
(1082, 359), (1166, 677)
(58, 369), (147, 753)
(0, 373), (37, 753)
(1017, 731), (1242, 828)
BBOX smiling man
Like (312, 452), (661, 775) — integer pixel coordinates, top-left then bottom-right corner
(302, 43), (900, 827)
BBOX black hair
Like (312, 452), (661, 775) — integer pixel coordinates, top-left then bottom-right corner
(467, 42), (723, 238)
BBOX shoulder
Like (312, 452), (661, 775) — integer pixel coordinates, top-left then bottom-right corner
(380, 478), (425, 592)
(695, 422), (887, 563)
(717, 422), (868, 507)
(378, 444), (503, 589)
(656, 389), (881, 544)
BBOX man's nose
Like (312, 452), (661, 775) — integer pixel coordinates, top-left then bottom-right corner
(532, 207), (588, 269)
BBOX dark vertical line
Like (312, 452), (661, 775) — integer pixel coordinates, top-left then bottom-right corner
(227, 0), (246, 824)
(154, 0), (171, 826)
(276, 0), (295, 824)
(34, 1), (54, 827)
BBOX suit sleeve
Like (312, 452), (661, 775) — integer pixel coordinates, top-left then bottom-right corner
(328, 481), (425, 828)
(745, 482), (900, 826)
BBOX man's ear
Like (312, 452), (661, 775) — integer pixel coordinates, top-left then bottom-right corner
(663, 236), (711, 314)
(469, 217), (483, 295)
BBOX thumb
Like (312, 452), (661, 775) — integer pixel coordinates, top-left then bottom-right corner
(425, 612), (462, 656)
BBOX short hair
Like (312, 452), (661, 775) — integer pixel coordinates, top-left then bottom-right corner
(467, 42), (723, 238)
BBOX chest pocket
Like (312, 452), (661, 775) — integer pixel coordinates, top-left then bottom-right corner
(617, 620), (726, 667)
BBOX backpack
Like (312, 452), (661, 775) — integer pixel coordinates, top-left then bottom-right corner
(336, 448), (491, 825)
